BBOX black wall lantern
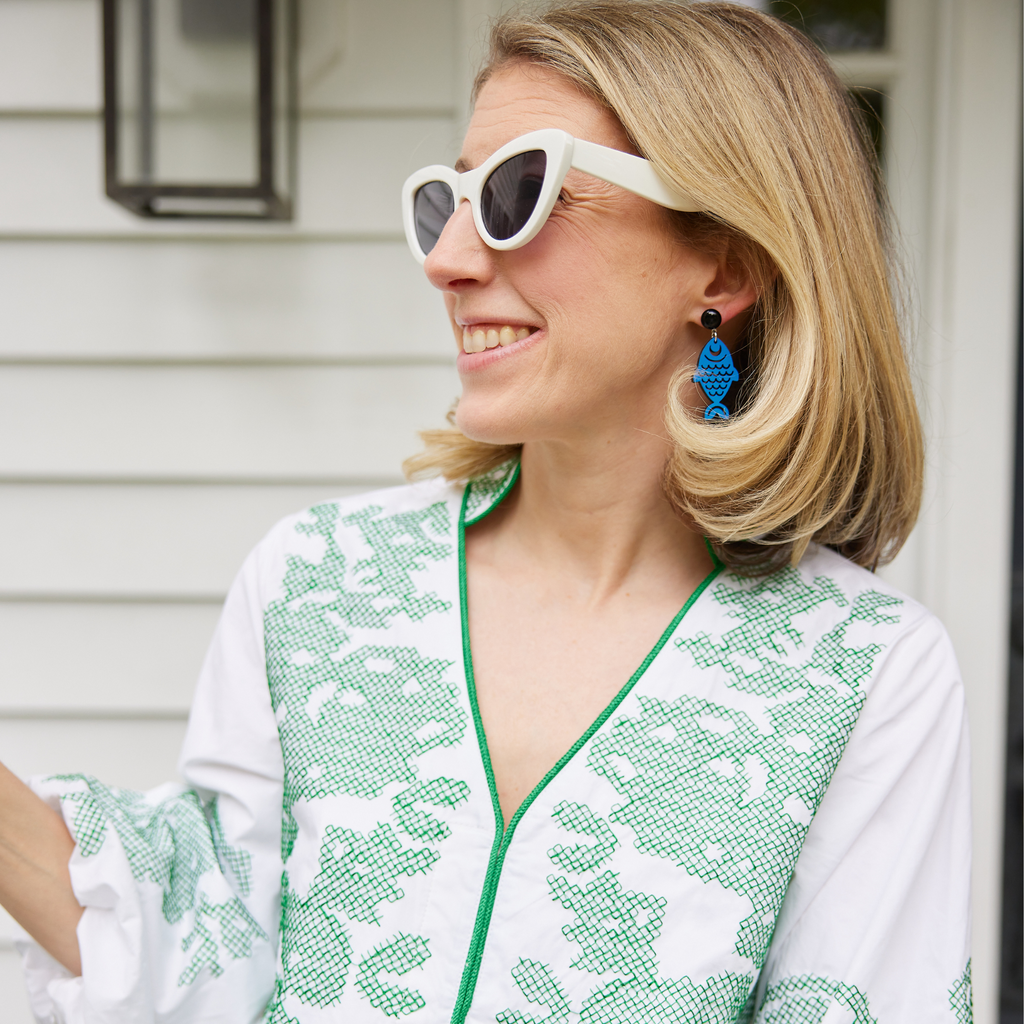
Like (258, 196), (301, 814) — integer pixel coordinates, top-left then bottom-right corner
(103, 0), (296, 219)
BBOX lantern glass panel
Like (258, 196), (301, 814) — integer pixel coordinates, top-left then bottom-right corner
(115, 0), (259, 187)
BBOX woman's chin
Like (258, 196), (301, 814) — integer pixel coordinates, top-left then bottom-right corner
(454, 403), (529, 446)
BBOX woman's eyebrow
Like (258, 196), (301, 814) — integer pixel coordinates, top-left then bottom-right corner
(455, 157), (472, 172)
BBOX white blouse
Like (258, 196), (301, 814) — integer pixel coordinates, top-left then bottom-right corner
(18, 464), (973, 1024)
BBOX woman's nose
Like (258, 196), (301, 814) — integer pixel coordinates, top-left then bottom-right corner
(423, 199), (495, 292)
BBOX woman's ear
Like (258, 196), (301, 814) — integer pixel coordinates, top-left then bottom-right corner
(699, 251), (759, 330)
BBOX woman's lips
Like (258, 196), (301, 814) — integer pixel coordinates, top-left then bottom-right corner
(455, 325), (544, 369)
(459, 324), (537, 353)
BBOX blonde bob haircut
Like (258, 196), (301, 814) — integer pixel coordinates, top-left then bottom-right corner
(404, 0), (924, 576)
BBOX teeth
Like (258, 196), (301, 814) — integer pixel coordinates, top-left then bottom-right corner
(461, 325), (534, 353)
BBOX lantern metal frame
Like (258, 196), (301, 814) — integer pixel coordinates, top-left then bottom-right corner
(102, 0), (297, 220)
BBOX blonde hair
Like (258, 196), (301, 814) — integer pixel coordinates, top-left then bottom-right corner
(404, 0), (923, 575)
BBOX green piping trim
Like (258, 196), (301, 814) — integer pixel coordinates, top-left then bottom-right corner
(452, 482), (507, 1023)
(450, 482), (724, 1023)
(463, 461), (521, 527)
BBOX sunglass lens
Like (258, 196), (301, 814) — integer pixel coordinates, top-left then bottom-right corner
(481, 151), (547, 241)
(413, 181), (455, 255)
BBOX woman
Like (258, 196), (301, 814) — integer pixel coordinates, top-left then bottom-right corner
(1, 3), (971, 1022)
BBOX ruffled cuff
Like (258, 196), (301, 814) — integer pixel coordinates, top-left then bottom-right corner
(17, 774), (273, 1024)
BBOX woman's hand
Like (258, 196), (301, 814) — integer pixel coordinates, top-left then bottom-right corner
(0, 761), (83, 975)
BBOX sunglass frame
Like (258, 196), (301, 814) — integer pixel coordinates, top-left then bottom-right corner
(401, 128), (700, 264)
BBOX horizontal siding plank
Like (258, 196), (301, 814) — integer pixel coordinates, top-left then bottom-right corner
(0, 483), (373, 596)
(0, 364), (460, 477)
(0, 602), (217, 710)
(1, 719), (187, 790)
(0, 241), (452, 359)
(0, 117), (457, 234)
(300, 116), (459, 231)
(301, 0), (457, 112)
(0, 0), (99, 112)
(0, 0), (456, 115)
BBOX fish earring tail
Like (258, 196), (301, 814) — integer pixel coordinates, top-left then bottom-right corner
(694, 308), (739, 420)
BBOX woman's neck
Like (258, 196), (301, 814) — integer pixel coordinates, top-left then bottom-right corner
(476, 428), (712, 605)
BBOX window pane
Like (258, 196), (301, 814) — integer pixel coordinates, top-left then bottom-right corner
(769, 0), (886, 50)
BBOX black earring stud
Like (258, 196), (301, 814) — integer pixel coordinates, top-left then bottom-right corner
(694, 308), (739, 419)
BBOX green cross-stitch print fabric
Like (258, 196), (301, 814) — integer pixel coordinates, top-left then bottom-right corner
(473, 557), (907, 1024)
(18, 476), (972, 1024)
(261, 488), (483, 1021)
(47, 775), (268, 987)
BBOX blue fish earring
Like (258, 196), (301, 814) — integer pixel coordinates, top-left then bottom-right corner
(694, 309), (739, 420)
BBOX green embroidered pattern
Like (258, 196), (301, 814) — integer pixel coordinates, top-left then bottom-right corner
(497, 960), (571, 1024)
(263, 497), (469, 1017)
(393, 776), (472, 843)
(501, 568), (899, 1024)
(497, 823), (754, 1024)
(264, 986), (300, 1024)
(309, 822), (438, 924)
(547, 801), (618, 874)
(949, 960), (973, 1024)
(179, 893), (268, 985)
(271, 778), (470, 1009)
(54, 775), (212, 922)
(50, 775), (266, 985)
(736, 985), (758, 1024)
(549, 871), (665, 981)
(546, 867), (751, 1023)
(755, 975), (876, 1023)
(679, 570), (898, 696)
(344, 503), (453, 623)
(500, 947), (749, 1024)
(355, 933), (432, 1017)
(581, 973), (752, 1024)
(275, 873), (352, 1008)
(208, 796), (252, 896)
(463, 462), (518, 523)
(265, 500), (463, 860)
(279, 500), (452, 635)
(585, 571), (901, 961)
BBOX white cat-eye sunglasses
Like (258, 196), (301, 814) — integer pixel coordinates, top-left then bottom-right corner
(401, 128), (700, 264)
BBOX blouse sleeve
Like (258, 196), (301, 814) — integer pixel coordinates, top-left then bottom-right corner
(16, 534), (286, 1024)
(747, 611), (973, 1024)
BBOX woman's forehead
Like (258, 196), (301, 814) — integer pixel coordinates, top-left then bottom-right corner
(458, 64), (631, 171)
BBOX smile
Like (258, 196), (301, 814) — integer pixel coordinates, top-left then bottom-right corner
(460, 324), (536, 353)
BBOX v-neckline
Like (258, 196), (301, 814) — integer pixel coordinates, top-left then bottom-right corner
(448, 470), (724, 1023)
(456, 469), (725, 835)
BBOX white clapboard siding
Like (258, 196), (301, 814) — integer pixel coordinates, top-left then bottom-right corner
(0, 483), (375, 596)
(0, 601), (221, 711)
(0, 0), (100, 112)
(300, 0), (458, 111)
(0, 364), (460, 477)
(0, 0), (458, 115)
(0, 241), (453, 359)
(0, 4), (482, 1010)
(0, 115), (459, 235)
(0, 719), (188, 788)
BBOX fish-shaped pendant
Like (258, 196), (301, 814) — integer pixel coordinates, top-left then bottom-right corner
(694, 334), (739, 419)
